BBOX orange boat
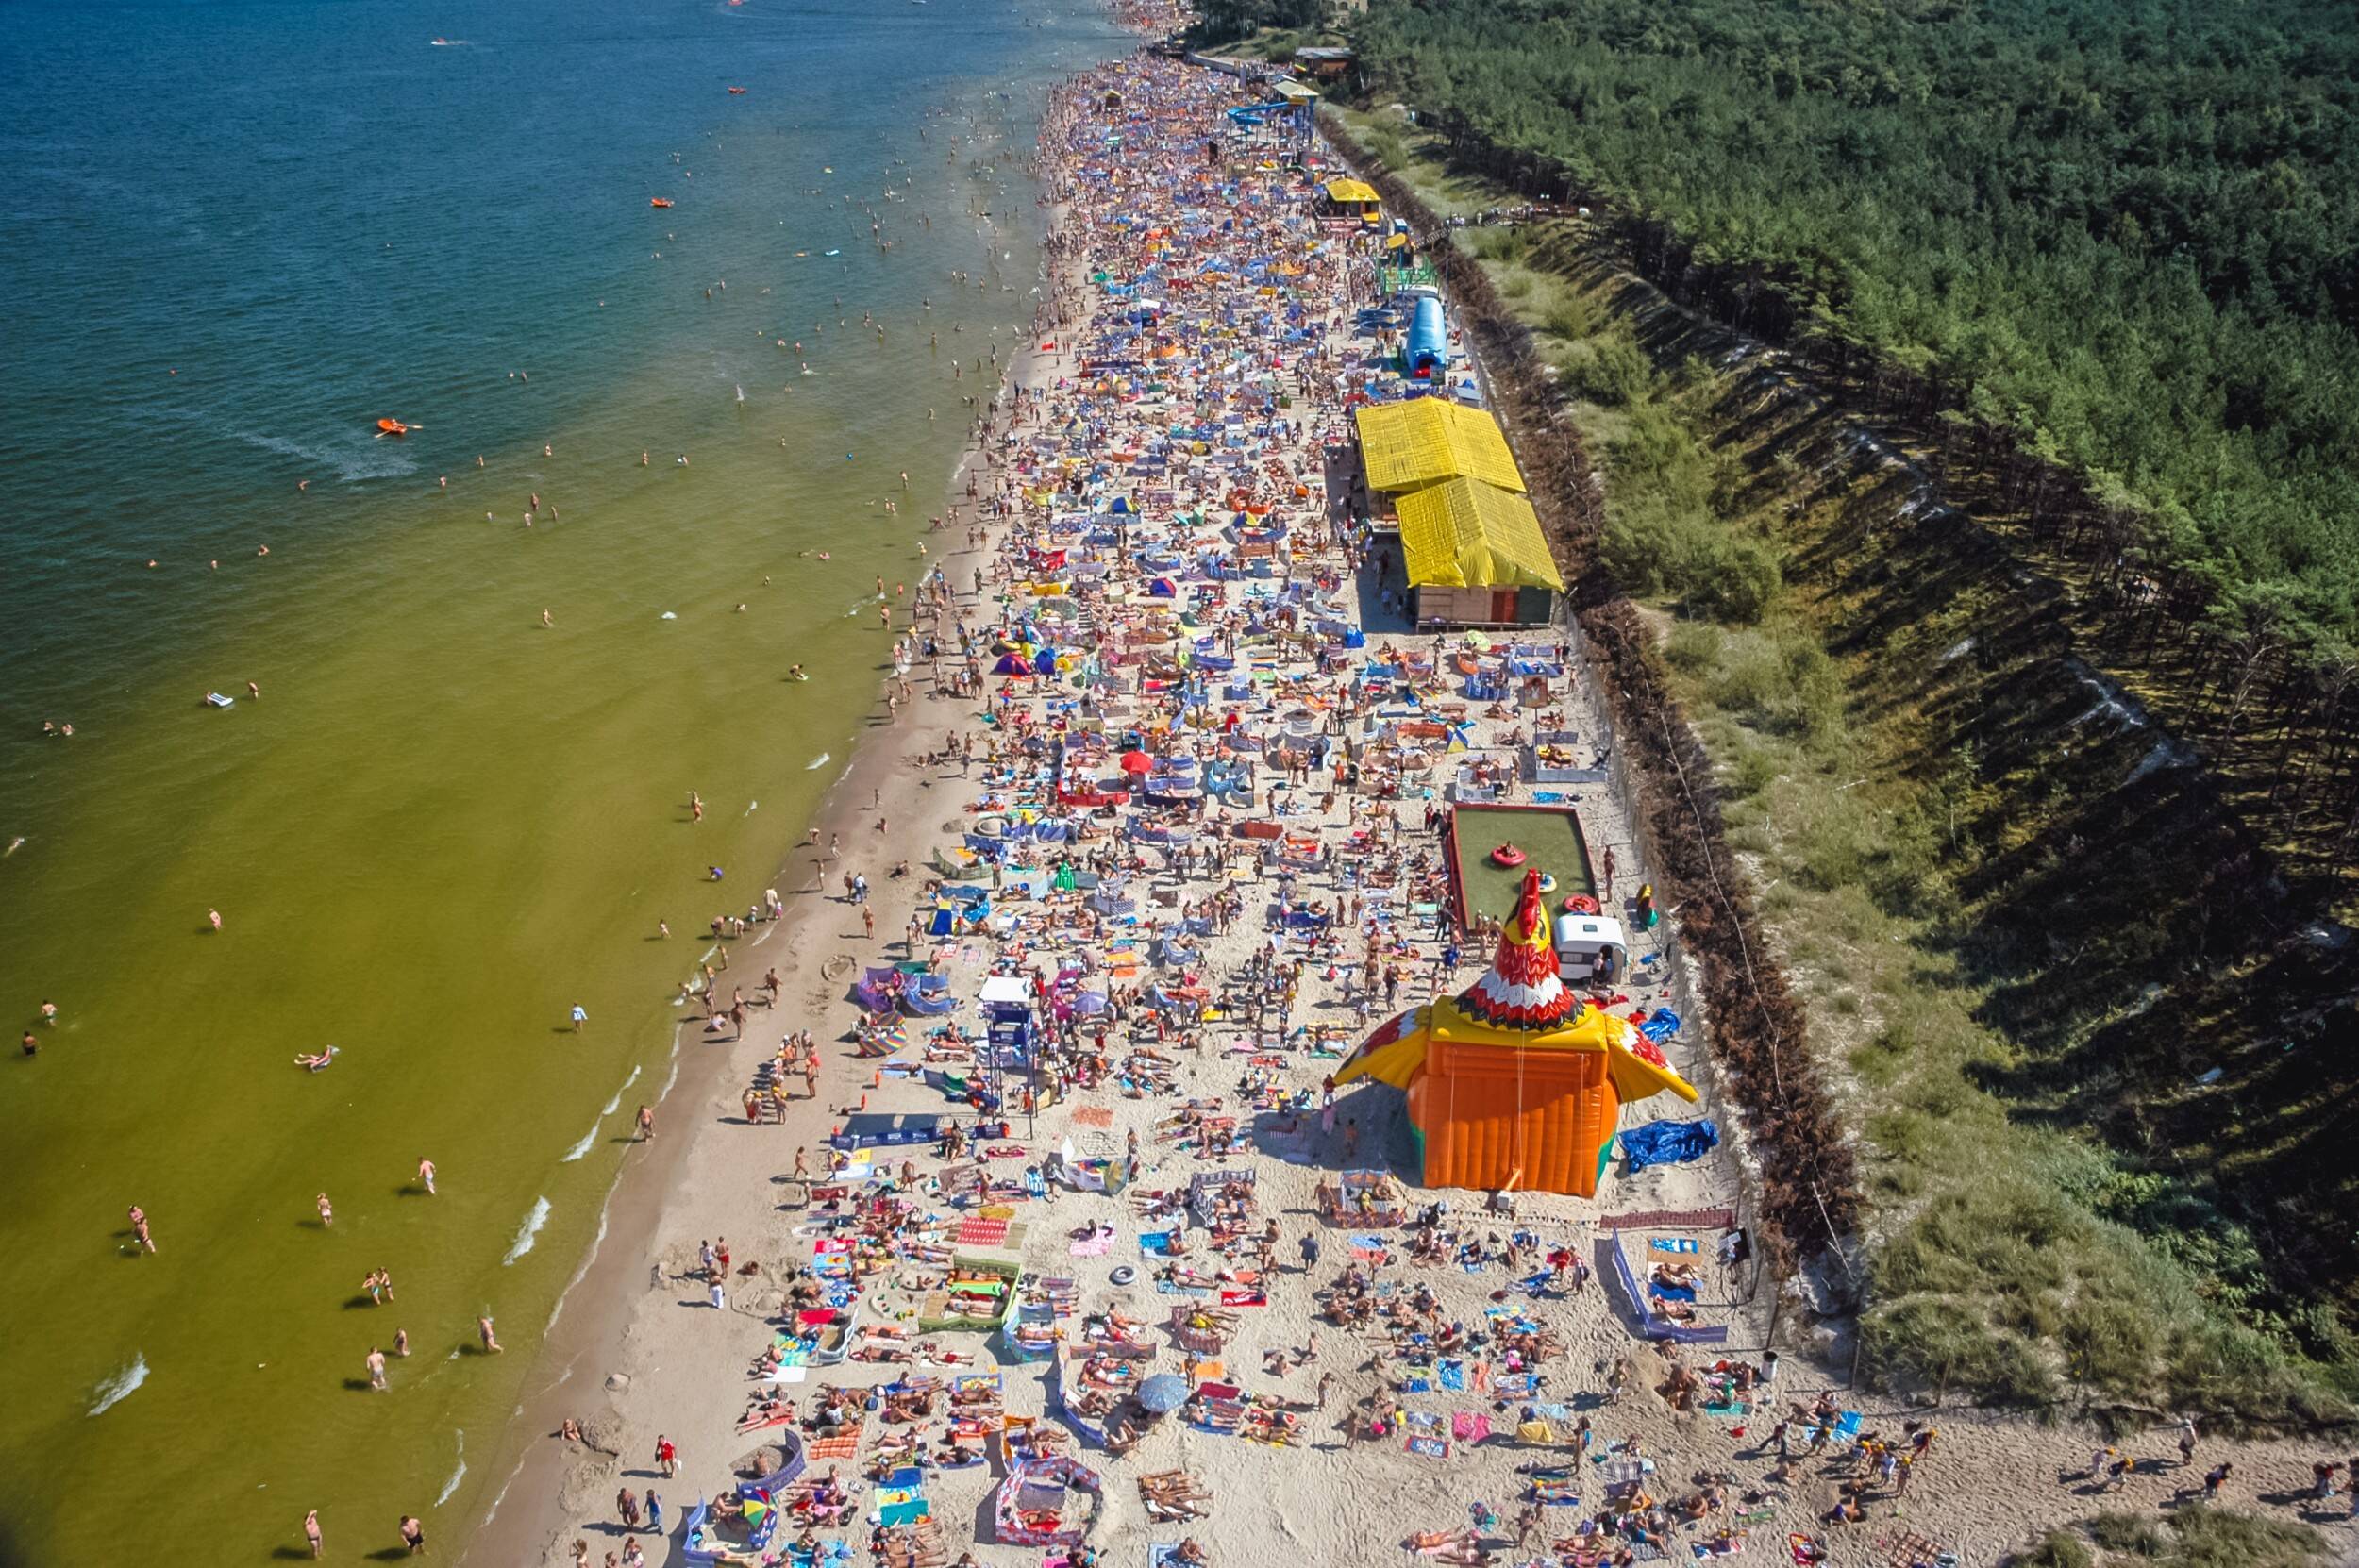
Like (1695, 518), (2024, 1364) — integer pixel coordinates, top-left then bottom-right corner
(650, 197), (674, 209)
(376, 418), (410, 438)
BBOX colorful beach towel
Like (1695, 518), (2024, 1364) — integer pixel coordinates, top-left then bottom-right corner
(1405, 1435), (1449, 1460)
(1450, 1410), (1492, 1443)
(1139, 1230), (1180, 1256)
(807, 1426), (863, 1460)
(1650, 1238), (1699, 1255)
(956, 1217), (1010, 1248)
(1217, 1287), (1266, 1308)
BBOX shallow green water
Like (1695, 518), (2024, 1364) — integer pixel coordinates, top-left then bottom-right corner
(0, 0), (1124, 1559)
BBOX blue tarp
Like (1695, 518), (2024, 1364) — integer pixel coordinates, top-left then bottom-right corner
(1620, 1118), (1720, 1173)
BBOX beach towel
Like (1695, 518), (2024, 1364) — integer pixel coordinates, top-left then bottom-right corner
(1405, 1436), (1449, 1459)
(807, 1426), (862, 1460)
(1216, 1287), (1266, 1308)
(1148, 1545), (1186, 1568)
(1139, 1230), (1180, 1256)
(1437, 1359), (1467, 1392)
(1651, 1282), (1698, 1303)
(957, 1217), (1011, 1248)
(1069, 1234), (1113, 1258)
(1451, 1410), (1492, 1443)
(1070, 1106), (1114, 1128)
(1155, 1278), (1212, 1298)
(1650, 1238), (1699, 1255)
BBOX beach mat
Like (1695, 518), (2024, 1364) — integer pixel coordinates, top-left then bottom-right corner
(956, 1217), (1010, 1248)
(808, 1425), (863, 1460)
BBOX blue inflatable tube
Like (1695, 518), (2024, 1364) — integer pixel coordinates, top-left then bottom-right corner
(1406, 294), (1446, 377)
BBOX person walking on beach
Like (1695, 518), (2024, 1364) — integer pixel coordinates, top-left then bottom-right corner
(418, 1158), (437, 1195)
(655, 1435), (678, 1477)
(646, 1491), (663, 1534)
(637, 1105), (655, 1142)
(367, 1346), (388, 1391)
(1600, 845), (1616, 898)
(478, 1315), (501, 1353)
(571, 1004), (588, 1033)
(316, 1192), (334, 1227)
(617, 1487), (642, 1531)
(399, 1514), (426, 1554)
(127, 1205), (156, 1253)
(304, 1510), (325, 1559)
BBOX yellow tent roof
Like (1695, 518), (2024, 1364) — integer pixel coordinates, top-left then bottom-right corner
(1395, 476), (1564, 592)
(1335, 997), (1698, 1104)
(1354, 399), (1526, 494)
(1273, 79), (1319, 105)
(1323, 177), (1380, 205)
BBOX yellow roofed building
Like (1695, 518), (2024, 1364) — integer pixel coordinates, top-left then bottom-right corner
(1321, 176), (1382, 224)
(1354, 400), (1562, 626)
(1354, 398), (1525, 493)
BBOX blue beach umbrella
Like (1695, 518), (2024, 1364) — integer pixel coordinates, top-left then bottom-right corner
(1137, 1374), (1189, 1414)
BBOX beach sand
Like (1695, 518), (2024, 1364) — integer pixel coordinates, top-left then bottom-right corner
(458, 45), (2359, 1568)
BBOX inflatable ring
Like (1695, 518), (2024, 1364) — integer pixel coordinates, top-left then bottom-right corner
(1561, 894), (1601, 916)
(1489, 843), (1527, 868)
(1536, 871), (1558, 895)
(1109, 1265), (1138, 1286)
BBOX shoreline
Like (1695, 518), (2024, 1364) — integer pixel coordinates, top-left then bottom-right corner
(456, 37), (2359, 1568)
(456, 184), (1090, 1568)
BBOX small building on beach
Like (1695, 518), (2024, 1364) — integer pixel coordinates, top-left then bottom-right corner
(1353, 398), (1564, 627)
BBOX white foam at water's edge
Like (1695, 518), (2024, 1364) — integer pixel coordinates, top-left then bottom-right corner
(805, 752), (831, 770)
(560, 1123), (599, 1162)
(433, 1431), (467, 1507)
(87, 1353), (146, 1416)
(600, 1063), (641, 1116)
(501, 1196), (550, 1265)
(547, 1196), (613, 1333)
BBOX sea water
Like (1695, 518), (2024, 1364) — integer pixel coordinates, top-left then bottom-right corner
(0, 0), (1124, 1559)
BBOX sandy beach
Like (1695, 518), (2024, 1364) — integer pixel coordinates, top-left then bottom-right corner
(457, 43), (2359, 1568)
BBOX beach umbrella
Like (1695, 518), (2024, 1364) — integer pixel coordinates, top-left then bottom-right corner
(1137, 1375), (1189, 1414)
(1118, 750), (1154, 775)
